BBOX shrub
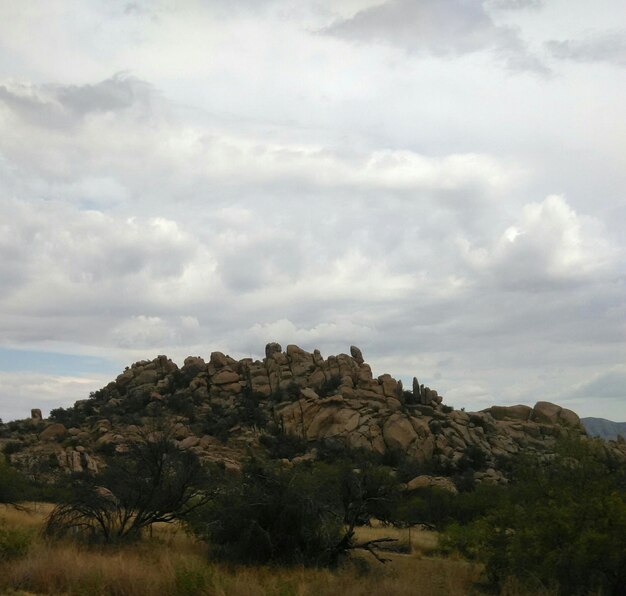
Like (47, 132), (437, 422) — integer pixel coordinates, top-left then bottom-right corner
(445, 438), (626, 595)
(45, 424), (213, 543)
(49, 406), (83, 427)
(2, 441), (24, 456)
(259, 432), (308, 460)
(187, 461), (345, 566)
(317, 375), (342, 398)
(0, 527), (32, 561)
(0, 456), (30, 505)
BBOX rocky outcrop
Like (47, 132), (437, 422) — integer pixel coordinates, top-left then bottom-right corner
(3, 343), (601, 485)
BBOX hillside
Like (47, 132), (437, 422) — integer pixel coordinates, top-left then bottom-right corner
(2, 343), (623, 487)
(582, 417), (626, 441)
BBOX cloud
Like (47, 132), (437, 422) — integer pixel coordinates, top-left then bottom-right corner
(564, 366), (626, 401)
(322, 0), (548, 73)
(458, 195), (614, 290)
(0, 73), (156, 128)
(0, 45), (625, 421)
(0, 371), (111, 422)
(486, 0), (544, 9)
(546, 31), (626, 68)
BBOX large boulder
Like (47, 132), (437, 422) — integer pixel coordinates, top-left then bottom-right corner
(383, 413), (418, 451)
(181, 356), (207, 378)
(39, 423), (67, 442)
(486, 405), (532, 422)
(406, 475), (458, 494)
(212, 369), (240, 385)
(265, 342), (282, 359)
(532, 401), (561, 424)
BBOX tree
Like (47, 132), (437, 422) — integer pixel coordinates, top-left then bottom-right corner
(186, 459), (403, 567)
(0, 455), (29, 508)
(187, 460), (345, 566)
(446, 438), (626, 595)
(44, 424), (213, 543)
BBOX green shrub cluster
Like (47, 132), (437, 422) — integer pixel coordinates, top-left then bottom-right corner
(186, 461), (346, 566)
(443, 438), (626, 595)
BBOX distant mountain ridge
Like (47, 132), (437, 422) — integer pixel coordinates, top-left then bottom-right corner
(582, 417), (626, 441)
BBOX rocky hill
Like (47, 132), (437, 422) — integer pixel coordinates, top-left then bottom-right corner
(2, 343), (624, 488)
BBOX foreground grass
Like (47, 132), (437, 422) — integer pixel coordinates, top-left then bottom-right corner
(0, 506), (488, 596)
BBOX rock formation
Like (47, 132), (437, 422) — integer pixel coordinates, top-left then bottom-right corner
(1, 343), (616, 485)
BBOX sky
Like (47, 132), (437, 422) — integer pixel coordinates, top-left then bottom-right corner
(0, 0), (625, 422)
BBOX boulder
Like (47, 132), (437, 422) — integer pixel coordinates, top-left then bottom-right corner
(265, 342), (282, 359)
(383, 413), (418, 451)
(532, 401), (562, 424)
(134, 369), (158, 386)
(406, 475), (458, 494)
(212, 369), (240, 385)
(487, 405), (532, 422)
(210, 351), (229, 369)
(182, 356), (207, 377)
(30, 408), (42, 421)
(39, 423), (67, 442)
(179, 436), (200, 449)
(350, 345), (364, 364)
(558, 407), (581, 428)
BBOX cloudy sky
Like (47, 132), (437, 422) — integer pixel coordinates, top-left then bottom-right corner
(0, 0), (625, 422)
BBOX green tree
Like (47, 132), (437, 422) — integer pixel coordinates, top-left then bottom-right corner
(0, 455), (29, 507)
(446, 438), (626, 595)
(187, 460), (345, 566)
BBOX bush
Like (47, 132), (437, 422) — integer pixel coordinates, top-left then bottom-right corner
(259, 432), (308, 460)
(317, 375), (342, 398)
(444, 438), (626, 595)
(0, 456), (29, 505)
(49, 406), (83, 427)
(187, 461), (345, 566)
(0, 527), (32, 561)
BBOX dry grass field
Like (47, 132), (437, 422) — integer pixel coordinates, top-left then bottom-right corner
(0, 505), (552, 596)
(0, 505), (478, 596)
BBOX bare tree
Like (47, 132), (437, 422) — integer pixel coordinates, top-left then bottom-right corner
(45, 424), (213, 543)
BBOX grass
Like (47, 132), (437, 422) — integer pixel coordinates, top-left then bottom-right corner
(354, 520), (440, 556)
(0, 505), (490, 596)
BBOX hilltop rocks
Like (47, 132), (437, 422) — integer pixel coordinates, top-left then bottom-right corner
(31, 409), (42, 421)
(5, 342), (600, 488)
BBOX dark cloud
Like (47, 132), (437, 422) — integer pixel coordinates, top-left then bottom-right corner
(322, 0), (548, 73)
(546, 31), (626, 67)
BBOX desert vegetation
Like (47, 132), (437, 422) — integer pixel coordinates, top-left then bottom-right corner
(1, 432), (626, 595)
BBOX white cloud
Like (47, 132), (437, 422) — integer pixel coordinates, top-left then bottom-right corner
(0, 371), (110, 422)
(458, 194), (613, 289)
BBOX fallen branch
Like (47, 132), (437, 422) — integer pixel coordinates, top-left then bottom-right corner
(353, 537), (399, 564)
